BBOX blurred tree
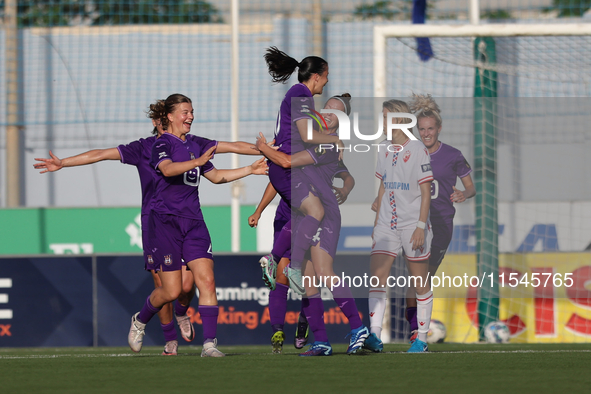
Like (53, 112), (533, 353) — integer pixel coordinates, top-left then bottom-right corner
(481, 9), (513, 20)
(0, 0), (223, 27)
(544, 0), (591, 17)
(354, 0), (435, 21)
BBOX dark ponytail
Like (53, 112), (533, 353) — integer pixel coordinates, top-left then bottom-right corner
(147, 99), (165, 135)
(264, 46), (328, 84)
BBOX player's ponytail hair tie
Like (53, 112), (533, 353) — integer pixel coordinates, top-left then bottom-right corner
(265, 46), (327, 85)
(409, 92), (442, 127)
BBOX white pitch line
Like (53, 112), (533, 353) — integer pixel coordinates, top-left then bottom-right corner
(0, 353), (138, 359)
(383, 349), (591, 354)
(1, 349), (591, 359)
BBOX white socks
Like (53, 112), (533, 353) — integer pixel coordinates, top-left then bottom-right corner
(416, 290), (433, 343)
(368, 289), (387, 339)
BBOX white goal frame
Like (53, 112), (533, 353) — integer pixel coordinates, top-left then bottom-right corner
(373, 23), (591, 97)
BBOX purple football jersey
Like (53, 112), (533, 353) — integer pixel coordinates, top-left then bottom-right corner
(429, 142), (472, 221)
(117, 136), (157, 217)
(151, 133), (217, 220)
(274, 83), (313, 155)
(304, 140), (347, 187)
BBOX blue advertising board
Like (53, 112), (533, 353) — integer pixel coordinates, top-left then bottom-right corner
(0, 254), (375, 347)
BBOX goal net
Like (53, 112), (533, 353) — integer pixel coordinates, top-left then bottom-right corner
(374, 23), (591, 343)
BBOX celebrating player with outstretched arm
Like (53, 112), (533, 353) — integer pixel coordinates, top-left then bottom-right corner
(365, 99), (434, 354)
(35, 99), (264, 356)
(126, 94), (267, 357)
(34, 101), (195, 356)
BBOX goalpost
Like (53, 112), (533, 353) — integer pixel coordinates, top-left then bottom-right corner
(373, 23), (591, 343)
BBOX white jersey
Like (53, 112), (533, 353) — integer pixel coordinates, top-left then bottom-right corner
(375, 139), (433, 230)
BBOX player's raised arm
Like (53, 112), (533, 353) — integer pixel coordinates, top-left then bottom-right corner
(255, 133), (291, 168)
(295, 118), (341, 145)
(33, 148), (121, 174)
(204, 157), (268, 184)
(216, 141), (260, 155)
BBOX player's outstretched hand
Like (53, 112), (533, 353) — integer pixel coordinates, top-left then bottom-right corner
(248, 212), (260, 228)
(450, 186), (466, 203)
(332, 186), (349, 205)
(251, 157), (269, 175)
(255, 132), (268, 152)
(33, 151), (63, 173)
(195, 146), (216, 167)
(410, 227), (425, 251)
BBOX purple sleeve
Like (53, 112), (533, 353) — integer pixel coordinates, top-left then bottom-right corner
(117, 140), (142, 166)
(292, 96), (315, 123)
(188, 135), (218, 158)
(417, 146), (433, 185)
(202, 161), (215, 173)
(151, 139), (172, 171)
(455, 151), (473, 178)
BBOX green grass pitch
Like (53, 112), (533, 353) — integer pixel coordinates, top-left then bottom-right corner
(2, 343), (590, 393)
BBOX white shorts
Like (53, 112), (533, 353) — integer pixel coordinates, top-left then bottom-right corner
(371, 224), (433, 262)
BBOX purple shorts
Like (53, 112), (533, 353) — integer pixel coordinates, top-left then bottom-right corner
(269, 162), (291, 206)
(148, 211), (213, 272)
(141, 214), (158, 272)
(430, 219), (453, 268)
(291, 199), (341, 260)
(291, 168), (317, 209)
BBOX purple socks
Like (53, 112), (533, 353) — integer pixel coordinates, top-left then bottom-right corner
(302, 293), (328, 342)
(175, 301), (189, 317)
(199, 305), (219, 344)
(269, 283), (289, 333)
(161, 320), (177, 342)
(406, 306), (418, 332)
(332, 284), (362, 330)
(137, 296), (162, 325)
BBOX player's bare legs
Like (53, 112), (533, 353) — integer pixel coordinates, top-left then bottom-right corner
(187, 257), (224, 357)
(152, 270), (183, 306)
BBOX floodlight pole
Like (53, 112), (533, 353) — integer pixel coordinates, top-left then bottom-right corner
(5, 0), (21, 207)
(231, 0), (241, 252)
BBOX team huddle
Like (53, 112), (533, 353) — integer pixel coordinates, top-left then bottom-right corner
(33, 46), (475, 357)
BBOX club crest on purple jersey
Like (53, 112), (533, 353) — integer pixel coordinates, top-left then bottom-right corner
(164, 255), (172, 265)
